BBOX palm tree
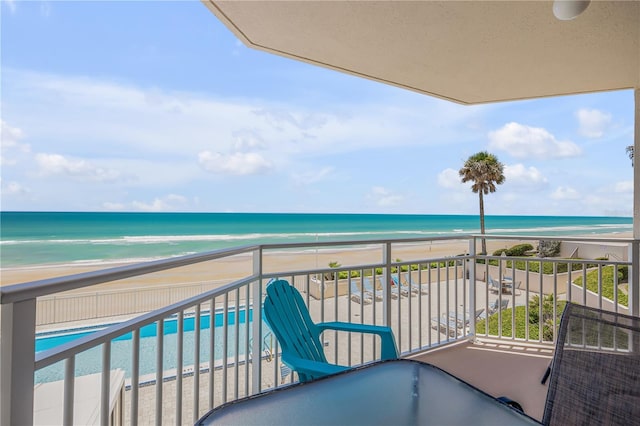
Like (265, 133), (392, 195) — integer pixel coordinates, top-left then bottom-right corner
(459, 151), (505, 254)
(626, 145), (634, 166)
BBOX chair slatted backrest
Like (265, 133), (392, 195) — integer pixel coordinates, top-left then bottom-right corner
(543, 303), (640, 425)
(263, 279), (328, 365)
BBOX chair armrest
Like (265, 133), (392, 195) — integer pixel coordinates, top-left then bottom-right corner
(317, 321), (398, 360)
(281, 353), (350, 380)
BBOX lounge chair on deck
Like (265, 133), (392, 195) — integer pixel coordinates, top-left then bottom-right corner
(488, 276), (502, 293)
(387, 274), (411, 297)
(263, 279), (398, 382)
(393, 273), (428, 295)
(448, 308), (485, 329)
(350, 279), (373, 304)
(363, 276), (399, 300)
(361, 277), (384, 301)
(490, 298), (509, 314)
(480, 299), (509, 319)
(502, 279), (522, 295)
(489, 276), (518, 294)
(430, 314), (458, 337)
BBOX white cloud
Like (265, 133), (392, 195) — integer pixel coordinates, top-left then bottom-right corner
(291, 166), (335, 186)
(1, 180), (29, 195)
(103, 202), (125, 210)
(504, 164), (548, 189)
(232, 39), (244, 56)
(0, 156), (16, 166)
(437, 168), (461, 189)
(131, 194), (188, 212)
(198, 151), (273, 176)
(4, 0), (16, 13)
(231, 130), (266, 152)
(576, 108), (612, 138)
(488, 122), (582, 159)
(550, 186), (581, 200)
(3, 69), (486, 164)
(40, 1), (52, 18)
(614, 180), (633, 193)
(36, 153), (122, 182)
(367, 186), (404, 207)
(1, 120), (31, 165)
(1, 120), (25, 147)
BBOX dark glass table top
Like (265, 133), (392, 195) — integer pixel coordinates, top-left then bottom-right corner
(196, 359), (541, 426)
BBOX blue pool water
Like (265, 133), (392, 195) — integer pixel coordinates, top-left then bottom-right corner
(35, 309), (266, 384)
(36, 310), (252, 352)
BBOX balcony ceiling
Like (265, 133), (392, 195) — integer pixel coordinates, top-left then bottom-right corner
(204, 0), (640, 105)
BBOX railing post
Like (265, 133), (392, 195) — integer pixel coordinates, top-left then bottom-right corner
(382, 242), (392, 327)
(468, 238), (477, 337)
(629, 241), (639, 317)
(632, 88), (639, 317)
(1, 298), (36, 426)
(251, 247), (263, 394)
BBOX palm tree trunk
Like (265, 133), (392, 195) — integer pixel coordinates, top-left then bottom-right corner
(479, 191), (486, 255)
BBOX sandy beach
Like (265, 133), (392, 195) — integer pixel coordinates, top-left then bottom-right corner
(1, 237), (482, 289)
(2, 233), (632, 291)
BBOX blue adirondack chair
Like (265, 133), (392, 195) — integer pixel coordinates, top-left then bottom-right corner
(263, 279), (398, 382)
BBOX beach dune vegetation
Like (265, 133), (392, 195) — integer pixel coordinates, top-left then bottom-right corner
(573, 265), (628, 307)
(459, 151), (505, 255)
(538, 240), (561, 257)
(501, 243), (535, 257)
(491, 243), (537, 257)
(476, 294), (566, 341)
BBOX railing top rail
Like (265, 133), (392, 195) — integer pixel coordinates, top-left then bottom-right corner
(0, 244), (260, 304)
(482, 254), (631, 265)
(0, 237), (474, 304)
(473, 234), (634, 244)
(3, 234), (634, 304)
(260, 235), (474, 250)
(266, 254), (471, 279)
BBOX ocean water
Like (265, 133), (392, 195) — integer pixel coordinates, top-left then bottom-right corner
(0, 212), (632, 268)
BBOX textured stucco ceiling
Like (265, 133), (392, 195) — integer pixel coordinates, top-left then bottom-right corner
(204, 0), (640, 104)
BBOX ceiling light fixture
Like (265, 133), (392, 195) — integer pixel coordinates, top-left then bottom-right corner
(553, 0), (591, 20)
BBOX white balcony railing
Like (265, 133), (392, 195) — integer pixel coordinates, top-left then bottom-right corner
(1, 235), (638, 425)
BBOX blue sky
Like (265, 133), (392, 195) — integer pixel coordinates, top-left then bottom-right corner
(1, 1), (635, 216)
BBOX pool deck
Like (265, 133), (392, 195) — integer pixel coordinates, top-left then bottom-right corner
(34, 278), (552, 424)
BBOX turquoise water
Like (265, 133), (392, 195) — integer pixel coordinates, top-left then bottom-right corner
(35, 310), (266, 384)
(1, 212), (632, 268)
(35, 310), (251, 352)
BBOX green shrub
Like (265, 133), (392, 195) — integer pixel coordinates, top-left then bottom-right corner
(487, 259), (590, 275)
(325, 261), (341, 280)
(573, 265), (628, 307)
(476, 295), (566, 341)
(492, 248), (508, 256)
(538, 240), (561, 257)
(620, 265), (629, 281)
(337, 270), (359, 279)
(505, 243), (534, 256)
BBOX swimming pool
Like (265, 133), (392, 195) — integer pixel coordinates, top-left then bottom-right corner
(35, 309), (268, 384)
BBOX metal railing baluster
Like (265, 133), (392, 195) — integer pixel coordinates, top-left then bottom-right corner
(63, 356), (75, 426)
(155, 320), (164, 426)
(234, 289), (240, 401)
(193, 304), (201, 423)
(222, 294), (229, 403)
(209, 296), (215, 410)
(101, 341), (111, 426)
(131, 329), (140, 426)
(176, 311), (183, 426)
